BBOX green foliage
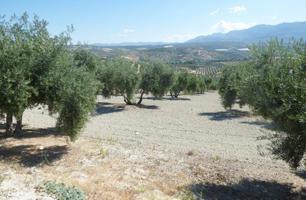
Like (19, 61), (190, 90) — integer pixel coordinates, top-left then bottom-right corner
(171, 71), (206, 97)
(138, 63), (156, 94)
(54, 67), (98, 141)
(218, 39), (306, 168)
(73, 48), (98, 73)
(196, 76), (207, 94)
(0, 13), (36, 121)
(42, 181), (86, 200)
(97, 58), (139, 104)
(0, 13), (97, 139)
(170, 71), (189, 97)
(96, 60), (116, 97)
(204, 76), (219, 90)
(249, 41), (306, 168)
(113, 59), (139, 104)
(151, 63), (174, 97)
(139, 62), (174, 98)
(218, 64), (251, 109)
(98, 59), (174, 104)
(186, 74), (199, 94)
(218, 67), (239, 109)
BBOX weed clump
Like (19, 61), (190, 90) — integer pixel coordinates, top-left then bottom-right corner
(40, 181), (86, 200)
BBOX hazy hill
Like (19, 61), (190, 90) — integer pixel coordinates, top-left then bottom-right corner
(188, 22), (306, 45)
(86, 21), (306, 69)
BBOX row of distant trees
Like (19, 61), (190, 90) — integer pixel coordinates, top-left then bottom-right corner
(97, 59), (215, 105)
(0, 14), (215, 140)
(218, 39), (306, 169)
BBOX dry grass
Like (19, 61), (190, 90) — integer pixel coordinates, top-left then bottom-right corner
(0, 134), (305, 200)
(0, 135), (190, 199)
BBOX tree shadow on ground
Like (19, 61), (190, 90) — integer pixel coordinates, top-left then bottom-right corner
(0, 125), (68, 167)
(92, 102), (126, 116)
(296, 170), (306, 180)
(143, 96), (191, 101)
(135, 104), (159, 109)
(0, 123), (6, 129)
(93, 102), (159, 116)
(0, 144), (68, 167)
(186, 178), (305, 200)
(0, 128), (68, 167)
(0, 126), (64, 140)
(198, 110), (250, 121)
(240, 120), (277, 131)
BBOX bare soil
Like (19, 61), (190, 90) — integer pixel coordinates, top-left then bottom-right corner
(0, 92), (305, 200)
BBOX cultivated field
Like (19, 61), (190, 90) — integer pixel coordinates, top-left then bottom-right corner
(0, 92), (305, 199)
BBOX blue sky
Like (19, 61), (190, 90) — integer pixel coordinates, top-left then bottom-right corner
(1, 0), (306, 43)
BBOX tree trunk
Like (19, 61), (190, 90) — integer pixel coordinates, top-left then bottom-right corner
(124, 96), (133, 105)
(137, 91), (145, 105)
(5, 113), (13, 135)
(14, 114), (23, 137)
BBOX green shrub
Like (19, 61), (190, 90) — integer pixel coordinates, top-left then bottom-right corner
(42, 181), (86, 200)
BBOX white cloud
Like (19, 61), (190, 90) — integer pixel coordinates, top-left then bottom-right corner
(210, 20), (253, 33)
(164, 33), (200, 42)
(209, 8), (220, 16)
(228, 5), (246, 13)
(117, 28), (136, 38)
(123, 28), (136, 34)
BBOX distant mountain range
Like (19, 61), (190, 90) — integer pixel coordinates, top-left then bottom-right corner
(90, 21), (306, 48)
(187, 21), (306, 45)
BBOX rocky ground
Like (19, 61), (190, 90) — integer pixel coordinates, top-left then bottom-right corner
(0, 92), (305, 200)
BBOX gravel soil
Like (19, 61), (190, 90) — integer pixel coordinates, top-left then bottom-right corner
(0, 91), (305, 200)
(87, 92), (277, 165)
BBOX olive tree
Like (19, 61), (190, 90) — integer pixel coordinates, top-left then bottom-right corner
(73, 48), (98, 72)
(247, 40), (306, 168)
(219, 39), (306, 169)
(170, 71), (189, 98)
(186, 74), (200, 94)
(0, 13), (97, 140)
(0, 13), (38, 134)
(218, 64), (251, 109)
(196, 75), (207, 94)
(97, 58), (139, 105)
(171, 72), (206, 98)
(137, 62), (174, 104)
